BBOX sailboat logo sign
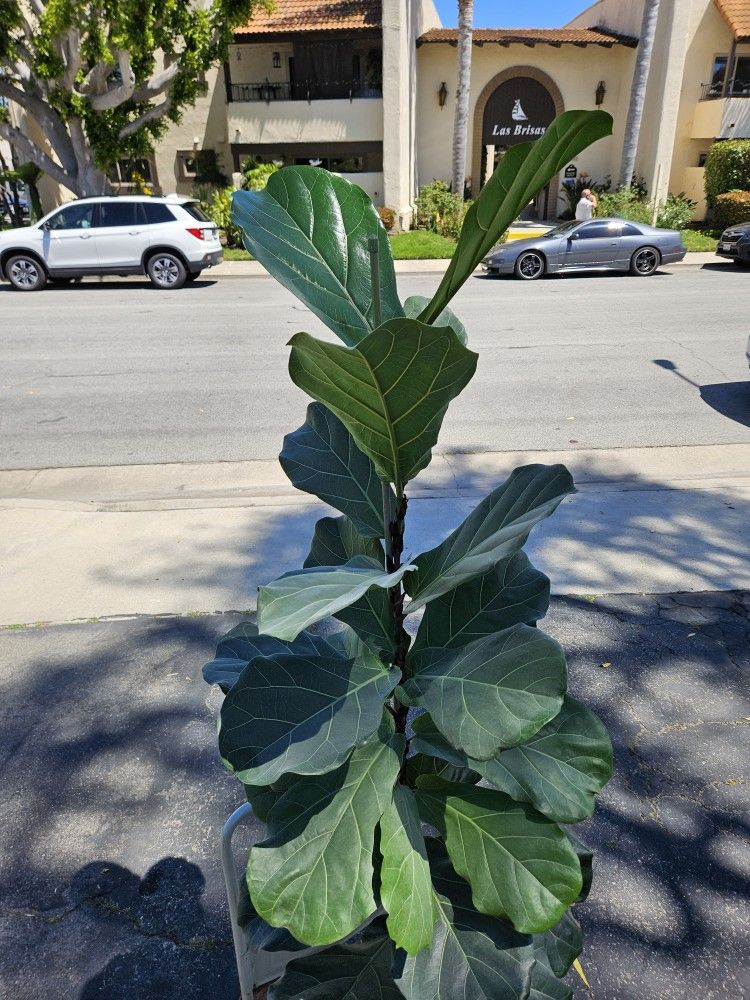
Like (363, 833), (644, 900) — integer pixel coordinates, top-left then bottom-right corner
(482, 77), (557, 146)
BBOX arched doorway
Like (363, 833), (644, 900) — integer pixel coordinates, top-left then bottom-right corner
(471, 67), (564, 219)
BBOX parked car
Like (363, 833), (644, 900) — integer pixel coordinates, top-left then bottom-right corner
(0, 195), (222, 291)
(716, 222), (750, 266)
(482, 218), (687, 279)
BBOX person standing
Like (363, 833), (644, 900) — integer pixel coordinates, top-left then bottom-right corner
(575, 188), (598, 220)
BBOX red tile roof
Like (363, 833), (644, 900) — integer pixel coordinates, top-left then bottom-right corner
(714, 0), (750, 39)
(237, 0), (381, 34)
(417, 27), (637, 48)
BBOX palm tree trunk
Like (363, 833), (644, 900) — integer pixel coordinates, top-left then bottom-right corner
(451, 0), (474, 197)
(619, 0), (660, 189)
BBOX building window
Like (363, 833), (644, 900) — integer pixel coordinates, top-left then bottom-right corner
(710, 54), (728, 93)
(698, 152), (708, 167)
(108, 158), (157, 192)
(177, 151), (199, 182)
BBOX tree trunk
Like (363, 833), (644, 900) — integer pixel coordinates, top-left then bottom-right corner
(619, 0), (660, 189)
(451, 0), (473, 197)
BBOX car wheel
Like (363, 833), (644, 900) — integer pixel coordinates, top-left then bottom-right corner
(6, 254), (46, 291)
(630, 246), (660, 276)
(147, 252), (187, 290)
(515, 251), (546, 280)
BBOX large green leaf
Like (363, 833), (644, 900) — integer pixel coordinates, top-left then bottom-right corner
(219, 645), (399, 785)
(304, 515), (394, 656)
(417, 778), (582, 934)
(403, 295), (467, 345)
(270, 920), (401, 999)
(527, 962), (572, 1000)
(247, 720), (403, 946)
(288, 319), (478, 488)
(403, 624), (567, 760)
(403, 751), (481, 787)
(474, 696), (614, 823)
(395, 840), (534, 1000)
(258, 556), (414, 642)
(411, 552), (550, 655)
(279, 403), (396, 539)
(231, 167), (403, 348)
(405, 464), (575, 610)
(420, 110), (613, 323)
(203, 621), (339, 692)
(237, 874), (306, 953)
(533, 911), (582, 979)
(379, 783), (437, 955)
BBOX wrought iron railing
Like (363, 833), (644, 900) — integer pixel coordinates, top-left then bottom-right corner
(228, 80), (382, 103)
(700, 79), (750, 100)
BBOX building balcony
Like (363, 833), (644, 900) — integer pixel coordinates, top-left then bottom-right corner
(227, 80), (383, 103)
(699, 80), (750, 100)
(228, 93), (384, 147)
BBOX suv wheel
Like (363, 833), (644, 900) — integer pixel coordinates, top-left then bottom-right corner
(7, 254), (46, 291)
(147, 252), (187, 290)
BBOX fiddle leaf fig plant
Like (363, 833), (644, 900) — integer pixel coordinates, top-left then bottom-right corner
(205, 109), (614, 999)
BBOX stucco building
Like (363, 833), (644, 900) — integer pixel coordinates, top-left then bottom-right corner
(13, 0), (750, 222)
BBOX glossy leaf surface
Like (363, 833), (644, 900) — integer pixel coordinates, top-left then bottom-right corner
(395, 841), (534, 1000)
(420, 110), (613, 323)
(232, 168), (403, 347)
(270, 921), (401, 999)
(417, 778), (582, 934)
(220, 646), (399, 784)
(411, 551), (550, 654)
(403, 295), (468, 345)
(305, 515), (394, 656)
(379, 783), (437, 955)
(279, 403), (396, 539)
(258, 557), (414, 642)
(288, 319), (478, 487)
(475, 696), (613, 822)
(247, 722), (403, 946)
(533, 910), (583, 979)
(404, 624), (567, 759)
(406, 464), (574, 610)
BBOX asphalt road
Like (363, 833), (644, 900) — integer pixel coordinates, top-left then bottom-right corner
(1, 263), (748, 470)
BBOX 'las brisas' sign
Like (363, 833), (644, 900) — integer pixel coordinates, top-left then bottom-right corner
(483, 77), (557, 146)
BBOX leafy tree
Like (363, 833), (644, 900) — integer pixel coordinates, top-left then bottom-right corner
(0, 0), (269, 199)
(205, 109), (614, 999)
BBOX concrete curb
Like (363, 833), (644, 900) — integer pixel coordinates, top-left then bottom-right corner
(208, 251), (725, 278)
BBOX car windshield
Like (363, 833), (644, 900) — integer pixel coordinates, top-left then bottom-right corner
(545, 220), (581, 237)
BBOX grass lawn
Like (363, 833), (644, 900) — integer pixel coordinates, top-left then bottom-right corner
(390, 230), (456, 259)
(681, 227), (720, 252)
(222, 246), (252, 260)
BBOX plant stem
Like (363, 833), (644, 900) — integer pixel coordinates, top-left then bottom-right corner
(367, 235), (382, 328)
(382, 482), (393, 567)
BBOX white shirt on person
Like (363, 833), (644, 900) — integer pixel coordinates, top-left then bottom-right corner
(575, 197), (595, 221)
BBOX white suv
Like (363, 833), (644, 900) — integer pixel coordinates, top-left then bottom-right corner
(0, 195), (223, 291)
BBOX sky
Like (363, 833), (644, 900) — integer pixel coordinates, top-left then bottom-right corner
(432, 0), (591, 29)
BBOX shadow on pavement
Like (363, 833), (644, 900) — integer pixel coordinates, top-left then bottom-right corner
(653, 358), (750, 430)
(0, 456), (748, 998)
(0, 279), (218, 293)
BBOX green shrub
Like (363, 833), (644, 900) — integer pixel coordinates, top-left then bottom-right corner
(713, 190), (750, 228)
(704, 139), (750, 208)
(656, 192), (696, 230)
(204, 109), (616, 999)
(201, 187), (243, 248)
(378, 206), (396, 231)
(597, 186), (652, 223)
(192, 149), (228, 187)
(240, 157), (280, 191)
(415, 180), (468, 241)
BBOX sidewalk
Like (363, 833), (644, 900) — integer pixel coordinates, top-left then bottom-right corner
(209, 251), (725, 278)
(1, 443), (749, 626)
(0, 593), (747, 998)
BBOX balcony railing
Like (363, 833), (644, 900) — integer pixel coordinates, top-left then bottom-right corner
(700, 79), (750, 100)
(228, 79), (383, 103)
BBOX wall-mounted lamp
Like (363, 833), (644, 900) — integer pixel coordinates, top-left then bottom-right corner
(438, 81), (448, 108)
(234, 129), (241, 143)
(595, 80), (606, 106)
(272, 51), (281, 69)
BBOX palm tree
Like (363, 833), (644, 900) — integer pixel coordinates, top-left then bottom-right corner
(451, 0), (474, 197)
(619, 0), (660, 189)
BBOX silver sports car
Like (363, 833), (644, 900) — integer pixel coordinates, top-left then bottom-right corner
(482, 218), (687, 279)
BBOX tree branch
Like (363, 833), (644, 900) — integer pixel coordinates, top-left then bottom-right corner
(61, 28), (82, 90)
(87, 50), (135, 110)
(0, 120), (73, 191)
(130, 61), (180, 103)
(118, 96), (172, 139)
(0, 79), (77, 174)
